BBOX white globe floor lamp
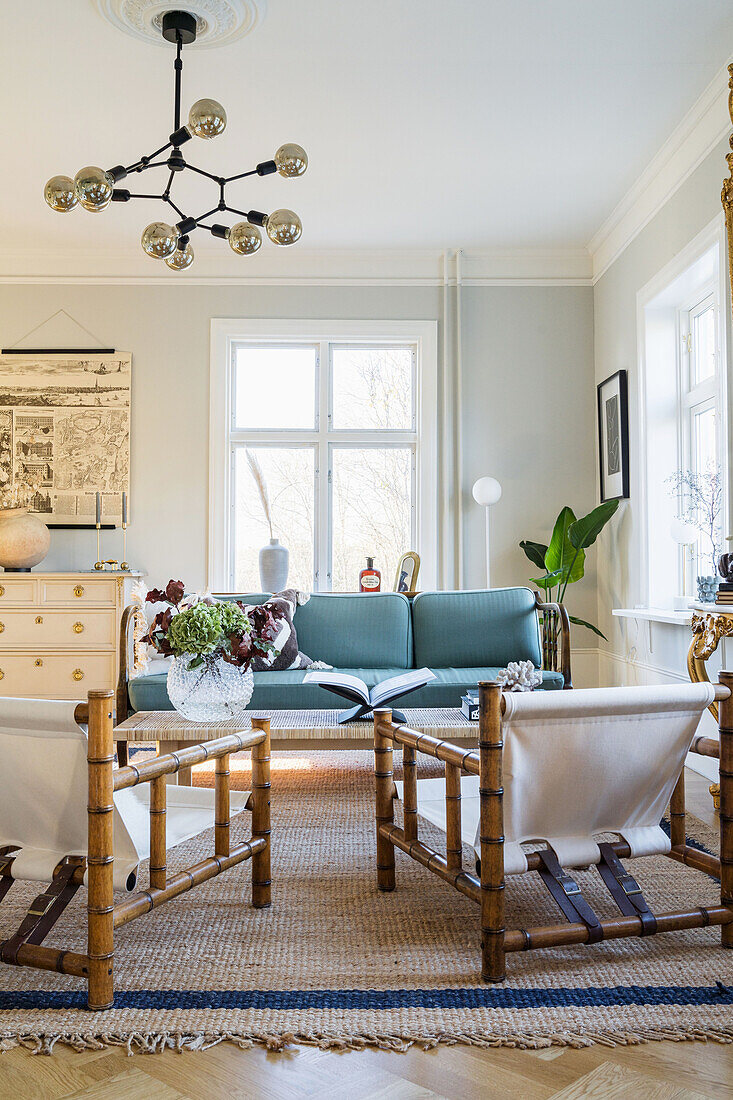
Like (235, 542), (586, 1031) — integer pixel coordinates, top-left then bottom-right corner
(472, 477), (502, 588)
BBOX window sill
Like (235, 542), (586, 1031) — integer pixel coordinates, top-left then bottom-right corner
(612, 607), (693, 626)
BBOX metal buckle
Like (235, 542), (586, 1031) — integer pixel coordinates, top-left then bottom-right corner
(28, 893), (55, 919)
(559, 874), (581, 896)
(619, 874), (641, 897)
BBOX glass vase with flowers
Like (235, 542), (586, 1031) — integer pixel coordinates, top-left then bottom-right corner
(142, 580), (278, 721)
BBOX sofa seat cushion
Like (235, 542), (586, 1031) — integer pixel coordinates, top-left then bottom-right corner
(395, 667), (563, 708)
(129, 667), (410, 713)
(128, 665), (563, 714)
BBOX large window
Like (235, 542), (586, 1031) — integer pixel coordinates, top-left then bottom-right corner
(639, 222), (728, 607)
(678, 290), (722, 581)
(209, 321), (437, 592)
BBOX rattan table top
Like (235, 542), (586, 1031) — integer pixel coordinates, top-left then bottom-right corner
(114, 707), (477, 743)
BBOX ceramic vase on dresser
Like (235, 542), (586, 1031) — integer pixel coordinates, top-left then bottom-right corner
(0, 571), (144, 699)
(0, 508), (50, 570)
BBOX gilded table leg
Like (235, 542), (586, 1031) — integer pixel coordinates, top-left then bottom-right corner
(688, 612), (733, 811)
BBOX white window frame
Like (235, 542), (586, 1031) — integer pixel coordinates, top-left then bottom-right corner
(209, 319), (438, 592)
(636, 216), (729, 608)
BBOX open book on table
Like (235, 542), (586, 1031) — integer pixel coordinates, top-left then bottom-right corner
(302, 667), (436, 723)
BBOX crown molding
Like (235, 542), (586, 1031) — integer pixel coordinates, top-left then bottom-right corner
(0, 246), (592, 286)
(589, 58), (732, 284)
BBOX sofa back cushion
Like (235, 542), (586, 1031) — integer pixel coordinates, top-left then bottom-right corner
(223, 591), (412, 669)
(411, 588), (542, 669)
(295, 593), (412, 668)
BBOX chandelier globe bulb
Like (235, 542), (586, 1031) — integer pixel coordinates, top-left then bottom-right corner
(74, 166), (113, 212)
(141, 221), (179, 259)
(188, 98), (227, 139)
(44, 175), (78, 212)
(229, 222), (262, 255)
(265, 209), (302, 246)
(165, 241), (194, 270)
(274, 144), (308, 177)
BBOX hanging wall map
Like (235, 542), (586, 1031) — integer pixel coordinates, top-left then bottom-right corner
(0, 353), (131, 526)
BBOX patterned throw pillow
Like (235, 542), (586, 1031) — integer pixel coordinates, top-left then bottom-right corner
(248, 589), (331, 672)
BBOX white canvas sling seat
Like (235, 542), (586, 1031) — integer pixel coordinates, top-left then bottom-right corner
(0, 697), (249, 893)
(396, 682), (716, 875)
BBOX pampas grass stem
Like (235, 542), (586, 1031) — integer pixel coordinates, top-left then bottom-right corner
(245, 449), (273, 539)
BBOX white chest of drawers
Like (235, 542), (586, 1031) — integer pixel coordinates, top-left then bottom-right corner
(0, 571), (144, 699)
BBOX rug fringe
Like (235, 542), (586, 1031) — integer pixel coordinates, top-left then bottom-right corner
(1, 1025), (733, 1056)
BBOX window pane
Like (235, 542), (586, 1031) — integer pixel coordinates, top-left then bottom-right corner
(693, 404), (716, 473)
(692, 306), (715, 384)
(331, 347), (413, 430)
(692, 404), (718, 574)
(234, 446), (314, 591)
(331, 447), (413, 592)
(234, 346), (316, 430)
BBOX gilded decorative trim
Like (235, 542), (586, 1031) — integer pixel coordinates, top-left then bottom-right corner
(690, 612), (733, 661)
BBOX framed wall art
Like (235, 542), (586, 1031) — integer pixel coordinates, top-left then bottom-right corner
(597, 369), (629, 502)
(0, 352), (131, 527)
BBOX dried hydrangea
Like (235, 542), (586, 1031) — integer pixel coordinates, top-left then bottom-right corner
(495, 660), (542, 692)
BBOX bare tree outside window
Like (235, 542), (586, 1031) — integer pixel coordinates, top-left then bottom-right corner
(232, 343), (416, 592)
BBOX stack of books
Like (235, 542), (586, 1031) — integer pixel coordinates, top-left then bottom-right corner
(461, 690), (479, 720)
(717, 582), (733, 605)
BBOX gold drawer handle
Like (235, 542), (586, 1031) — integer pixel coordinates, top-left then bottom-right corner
(74, 584), (84, 598)
(73, 621), (84, 634)
(35, 615), (43, 625)
(72, 668), (84, 682)
(0, 585), (5, 597)
(35, 658), (43, 667)
(0, 622), (5, 634)
(0, 669), (4, 680)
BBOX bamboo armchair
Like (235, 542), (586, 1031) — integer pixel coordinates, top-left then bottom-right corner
(0, 690), (271, 1010)
(373, 675), (733, 981)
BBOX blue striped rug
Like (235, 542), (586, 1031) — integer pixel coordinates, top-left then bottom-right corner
(1, 750), (732, 1054)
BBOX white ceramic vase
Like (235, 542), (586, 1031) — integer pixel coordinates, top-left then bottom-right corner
(259, 537), (289, 593)
(0, 507), (50, 570)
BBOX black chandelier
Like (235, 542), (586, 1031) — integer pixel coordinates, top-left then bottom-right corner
(43, 9), (307, 270)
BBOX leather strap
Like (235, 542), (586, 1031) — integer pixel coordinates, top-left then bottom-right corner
(0, 846), (18, 905)
(0, 855), (84, 965)
(537, 848), (604, 944)
(597, 842), (657, 936)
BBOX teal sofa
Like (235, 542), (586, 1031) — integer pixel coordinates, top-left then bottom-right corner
(123, 587), (570, 716)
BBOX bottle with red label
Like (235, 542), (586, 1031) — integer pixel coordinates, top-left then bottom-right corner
(359, 556), (381, 592)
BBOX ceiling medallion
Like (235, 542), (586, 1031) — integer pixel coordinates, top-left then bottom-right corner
(45, 9), (306, 271)
(93, 0), (265, 48)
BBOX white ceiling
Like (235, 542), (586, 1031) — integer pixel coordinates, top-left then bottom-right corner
(2, 0), (733, 268)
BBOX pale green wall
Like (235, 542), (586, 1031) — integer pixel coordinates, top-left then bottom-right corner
(594, 136), (729, 665)
(593, 136), (730, 772)
(0, 280), (594, 614)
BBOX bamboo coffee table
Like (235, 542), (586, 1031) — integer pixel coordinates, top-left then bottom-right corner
(114, 707), (477, 784)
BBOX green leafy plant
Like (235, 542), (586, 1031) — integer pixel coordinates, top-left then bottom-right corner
(143, 580), (277, 671)
(519, 500), (619, 639)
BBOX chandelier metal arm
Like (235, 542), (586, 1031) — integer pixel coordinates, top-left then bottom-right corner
(195, 206), (222, 225)
(223, 168), (259, 184)
(184, 162), (224, 184)
(165, 197), (187, 220)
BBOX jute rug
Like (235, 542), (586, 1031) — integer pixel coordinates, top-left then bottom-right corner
(1, 749), (732, 1055)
